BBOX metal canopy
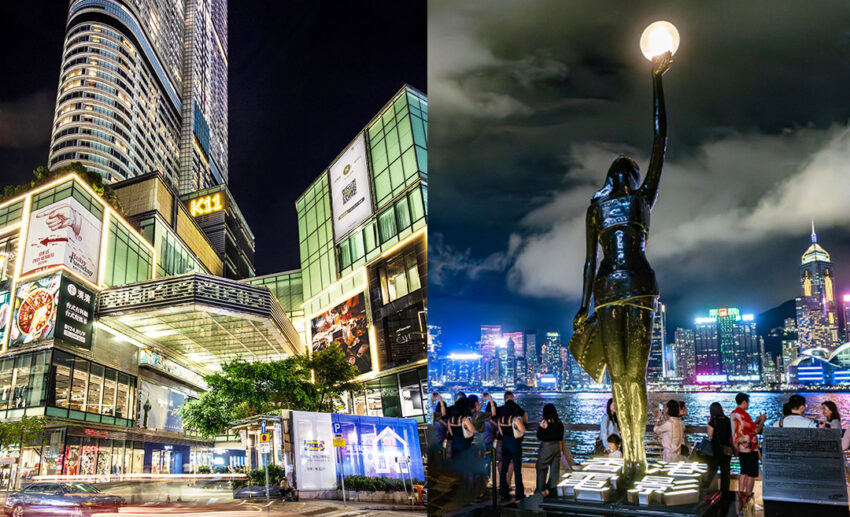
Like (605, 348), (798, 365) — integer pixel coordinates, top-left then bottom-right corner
(96, 273), (304, 371)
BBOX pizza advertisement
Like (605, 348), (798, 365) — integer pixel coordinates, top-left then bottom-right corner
(9, 273), (61, 348)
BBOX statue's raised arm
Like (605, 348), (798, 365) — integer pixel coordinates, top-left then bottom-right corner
(641, 51), (672, 208)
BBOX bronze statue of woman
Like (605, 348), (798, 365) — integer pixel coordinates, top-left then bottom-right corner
(570, 51), (673, 483)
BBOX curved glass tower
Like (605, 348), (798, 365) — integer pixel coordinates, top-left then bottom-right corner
(49, 0), (228, 194)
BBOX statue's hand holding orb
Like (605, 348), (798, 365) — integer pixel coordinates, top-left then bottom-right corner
(640, 21), (678, 75)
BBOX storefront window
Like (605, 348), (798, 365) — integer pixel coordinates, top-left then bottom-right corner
(79, 438), (97, 476)
(132, 444), (144, 474)
(87, 364), (103, 414)
(39, 430), (65, 477)
(27, 351), (49, 407)
(115, 373), (129, 418)
(366, 387), (383, 416)
(62, 436), (81, 475)
(19, 447), (41, 483)
(53, 352), (72, 409)
(111, 439), (124, 475)
(96, 439), (111, 476)
(69, 358), (89, 411)
(0, 358), (13, 410)
(380, 376), (402, 418)
(11, 355), (32, 409)
(399, 370), (426, 418)
(101, 369), (116, 416)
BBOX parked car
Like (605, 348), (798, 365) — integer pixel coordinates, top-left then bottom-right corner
(3, 482), (125, 516)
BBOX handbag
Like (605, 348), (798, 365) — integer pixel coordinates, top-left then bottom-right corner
(512, 417), (525, 439)
(695, 437), (714, 457)
(463, 417), (474, 439)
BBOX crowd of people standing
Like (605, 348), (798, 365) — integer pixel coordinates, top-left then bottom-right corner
(433, 390), (575, 502)
(433, 390), (848, 509)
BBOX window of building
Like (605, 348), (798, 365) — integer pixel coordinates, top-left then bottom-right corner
(53, 353), (72, 409)
(47, 350), (135, 426)
(368, 89), (427, 210)
(380, 251), (422, 303)
(103, 219), (153, 287)
(86, 364), (103, 415)
(378, 209), (397, 243)
(69, 358), (89, 412)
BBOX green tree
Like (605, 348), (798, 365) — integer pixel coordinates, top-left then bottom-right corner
(177, 344), (362, 438)
(1, 162), (124, 214)
(0, 417), (46, 455)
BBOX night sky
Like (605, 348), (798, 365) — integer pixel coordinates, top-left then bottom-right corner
(429, 0), (850, 350)
(0, 1), (426, 275)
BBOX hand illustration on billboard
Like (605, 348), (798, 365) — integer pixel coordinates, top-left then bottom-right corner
(45, 205), (83, 240)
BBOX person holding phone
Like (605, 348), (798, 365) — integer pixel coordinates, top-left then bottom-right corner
(731, 392), (765, 514)
(653, 400), (684, 462)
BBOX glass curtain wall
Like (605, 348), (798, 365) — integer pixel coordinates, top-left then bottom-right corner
(47, 350), (136, 426)
(0, 350), (51, 419)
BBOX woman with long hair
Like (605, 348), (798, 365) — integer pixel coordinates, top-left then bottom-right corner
(536, 403), (565, 496)
(823, 401), (841, 429)
(498, 400), (526, 502)
(706, 402), (733, 496)
(570, 51), (673, 482)
(653, 399), (684, 463)
(600, 397), (620, 453)
(448, 397), (475, 464)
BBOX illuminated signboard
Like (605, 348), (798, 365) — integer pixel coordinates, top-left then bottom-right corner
(708, 307), (740, 320)
(329, 133), (372, 241)
(21, 196), (103, 283)
(695, 374), (728, 383)
(188, 192), (224, 217)
(9, 273), (94, 350)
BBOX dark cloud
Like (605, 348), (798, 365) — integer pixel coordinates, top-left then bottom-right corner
(428, 0), (850, 344)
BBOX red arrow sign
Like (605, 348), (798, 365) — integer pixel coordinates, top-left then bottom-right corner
(39, 237), (68, 246)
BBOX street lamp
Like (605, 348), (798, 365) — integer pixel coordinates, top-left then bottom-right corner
(639, 21), (679, 60)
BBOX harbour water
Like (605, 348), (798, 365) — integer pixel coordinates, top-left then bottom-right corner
(439, 390), (850, 462)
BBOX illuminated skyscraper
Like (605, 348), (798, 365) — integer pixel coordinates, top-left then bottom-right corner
(524, 330), (538, 387)
(647, 302), (666, 382)
(673, 328), (696, 383)
(694, 308), (760, 380)
(479, 325), (502, 384)
(50, 0), (229, 193)
(543, 331), (561, 384)
(796, 223), (839, 353)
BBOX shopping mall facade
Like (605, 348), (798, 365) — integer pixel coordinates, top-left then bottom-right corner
(246, 85), (429, 426)
(0, 172), (301, 483)
(0, 85), (428, 484)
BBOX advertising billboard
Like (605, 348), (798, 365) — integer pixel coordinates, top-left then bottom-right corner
(138, 380), (190, 433)
(332, 414), (425, 481)
(291, 411), (336, 490)
(21, 196), (103, 283)
(8, 273), (95, 349)
(54, 274), (95, 349)
(329, 133), (372, 241)
(310, 292), (372, 375)
(9, 274), (61, 347)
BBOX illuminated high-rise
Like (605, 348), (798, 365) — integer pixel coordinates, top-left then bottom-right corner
(673, 328), (696, 383)
(49, 0), (229, 193)
(647, 302), (666, 382)
(694, 308), (761, 381)
(796, 223), (839, 353)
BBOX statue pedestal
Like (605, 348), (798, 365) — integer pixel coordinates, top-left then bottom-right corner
(536, 490), (732, 517)
(536, 459), (730, 516)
